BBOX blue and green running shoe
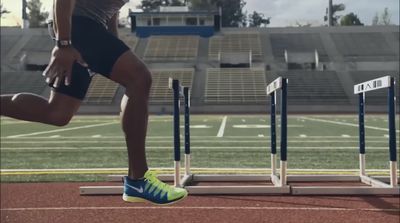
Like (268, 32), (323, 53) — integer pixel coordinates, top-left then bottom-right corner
(123, 171), (188, 205)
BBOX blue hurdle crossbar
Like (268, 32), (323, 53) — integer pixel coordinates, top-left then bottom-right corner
(169, 78), (191, 187)
(354, 75), (398, 187)
(266, 77), (288, 186)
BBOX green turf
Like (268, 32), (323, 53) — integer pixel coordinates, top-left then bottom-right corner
(1, 114), (399, 182)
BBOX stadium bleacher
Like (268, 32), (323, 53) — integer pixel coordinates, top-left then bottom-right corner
(330, 33), (396, 61)
(205, 68), (267, 104)
(209, 32), (262, 61)
(119, 28), (139, 50)
(273, 71), (351, 105)
(143, 36), (199, 61)
(269, 33), (328, 62)
(0, 34), (22, 58)
(84, 75), (119, 105)
(0, 71), (47, 95)
(1, 26), (398, 113)
(149, 69), (194, 104)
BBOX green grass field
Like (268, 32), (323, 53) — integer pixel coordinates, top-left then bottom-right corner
(1, 114), (399, 182)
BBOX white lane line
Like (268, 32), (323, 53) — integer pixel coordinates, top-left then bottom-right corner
(0, 146), (393, 150)
(299, 134), (307, 138)
(0, 136), (394, 140)
(301, 117), (399, 132)
(91, 135), (102, 138)
(217, 116), (228, 137)
(233, 125), (303, 128)
(180, 125), (212, 129)
(341, 135), (351, 138)
(6, 122), (118, 138)
(1, 206), (398, 212)
(1, 168), (392, 173)
(49, 135), (60, 138)
(0, 140), (392, 144)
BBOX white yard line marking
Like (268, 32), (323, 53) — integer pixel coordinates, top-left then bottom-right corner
(341, 134), (351, 138)
(180, 125), (212, 129)
(301, 117), (399, 132)
(1, 206), (398, 212)
(217, 116), (228, 137)
(0, 146), (392, 151)
(299, 134), (307, 138)
(384, 134), (389, 138)
(49, 135), (60, 138)
(91, 135), (102, 138)
(6, 122), (119, 138)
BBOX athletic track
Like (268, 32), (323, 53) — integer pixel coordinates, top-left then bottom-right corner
(1, 182), (399, 223)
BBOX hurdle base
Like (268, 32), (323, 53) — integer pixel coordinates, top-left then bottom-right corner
(289, 174), (400, 195)
(182, 174), (290, 195)
(80, 174), (399, 195)
(291, 187), (400, 195)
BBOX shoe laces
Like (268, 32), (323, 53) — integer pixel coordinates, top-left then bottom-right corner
(145, 172), (173, 194)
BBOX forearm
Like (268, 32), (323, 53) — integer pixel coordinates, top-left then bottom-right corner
(54, 0), (76, 40)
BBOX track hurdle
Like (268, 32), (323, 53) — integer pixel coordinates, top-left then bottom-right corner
(290, 75), (399, 195)
(177, 77), (290, 194)
(79, 79), (184, 195)
(170, 78), (192, 188)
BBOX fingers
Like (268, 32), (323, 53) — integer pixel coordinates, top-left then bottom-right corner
(53, 77), (60, 88)
(76, 53), (88, 67)
(64, 67), (72, 86)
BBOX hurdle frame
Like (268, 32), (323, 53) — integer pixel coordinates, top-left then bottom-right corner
(175, 77), (290, 195)
(79, 76), (399, 196)
(290, 75), (399, 195)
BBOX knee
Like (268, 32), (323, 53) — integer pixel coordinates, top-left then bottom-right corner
(126, 66), (152, 97)
(136, 66), (152, 91)
(47, 108), (74, 127)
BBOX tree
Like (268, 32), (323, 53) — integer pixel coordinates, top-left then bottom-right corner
(248, 11), (270, 27)
(27, 0), (48, 27)
(190, 0), (247, 27)
(0, 4), (10, 18)
(372, 13), (379, 25)
(324, 3), (345, 26)
(372, 8), (392, 25)
(340, 13), (363, 26)
(380, 7), (391, 25)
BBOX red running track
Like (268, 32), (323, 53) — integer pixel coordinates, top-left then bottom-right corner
(1, 182), (399, 223)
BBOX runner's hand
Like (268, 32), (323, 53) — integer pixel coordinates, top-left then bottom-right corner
(43, 46), (88, 87)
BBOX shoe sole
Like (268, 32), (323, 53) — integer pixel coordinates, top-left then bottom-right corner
(122, 193), (188, 206)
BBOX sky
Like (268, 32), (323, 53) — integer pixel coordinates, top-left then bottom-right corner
(1, 0), (399, 27)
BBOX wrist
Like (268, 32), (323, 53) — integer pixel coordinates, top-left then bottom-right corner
(56, 39), (72, 48)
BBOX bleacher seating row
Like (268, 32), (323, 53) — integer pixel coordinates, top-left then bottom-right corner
(209, 32), (262, 61)
(205, 68), (267, 104)
(83, 69), (195, 105)
(149, 69), (194, 104)
(144, 36), (199, 61)
(0, 71), (47, 95)
(1, 68), (398, 106)
(271, 71), (350, 105)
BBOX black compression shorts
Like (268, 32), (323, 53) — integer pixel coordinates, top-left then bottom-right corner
(48, 16), (130, 100)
